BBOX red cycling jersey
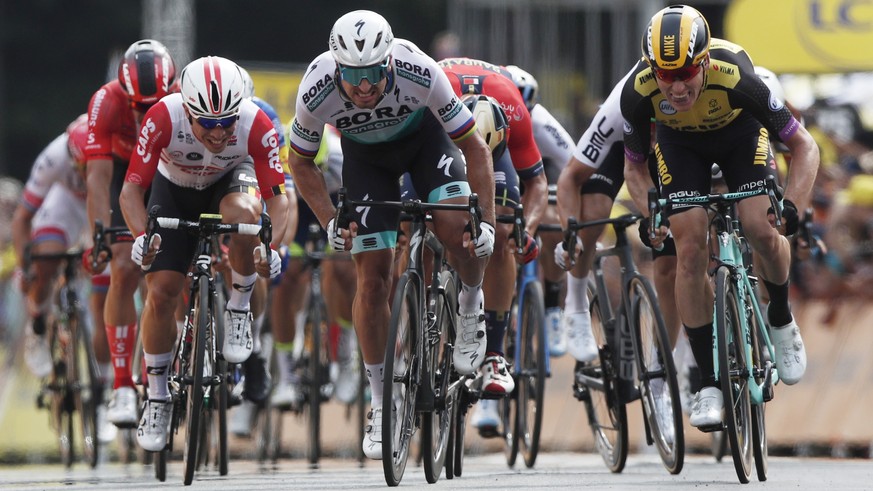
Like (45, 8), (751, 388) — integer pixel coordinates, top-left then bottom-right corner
(439, 57), (543, 179)
(84, 80), (139, 164)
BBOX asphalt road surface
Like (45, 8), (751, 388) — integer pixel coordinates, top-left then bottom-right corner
(0, 452), (870, 490)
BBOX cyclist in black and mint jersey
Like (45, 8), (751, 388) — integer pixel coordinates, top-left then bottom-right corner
(504, 65), (576, 360)
(621, 5), (819, 429)
(287, 10), (496, 460)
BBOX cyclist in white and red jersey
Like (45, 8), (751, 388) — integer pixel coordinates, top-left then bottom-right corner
(505, 64), (576, 358)
(623, 5), (819, 428)
(119, 56), (289, 452)
(287, 10), (496, 460)
(84, 39), (177, 428)
(11, 115), (116, 441)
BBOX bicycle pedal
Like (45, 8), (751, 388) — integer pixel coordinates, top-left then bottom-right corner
(572, 384), (590, 402)
(477, 425), (502, 439)
(696, 423), (725, 433)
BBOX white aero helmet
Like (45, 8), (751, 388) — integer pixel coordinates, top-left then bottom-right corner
(329, 10), (394, 67)
(463, 94), (508, 160)
(754, 66), (786, 104)
(179, 56), (246, 118)
(505, 65), (539, 111)
(239, 66), (255, 99)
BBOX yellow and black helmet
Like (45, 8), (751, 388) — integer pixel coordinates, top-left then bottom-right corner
(641, 5), (710, 70)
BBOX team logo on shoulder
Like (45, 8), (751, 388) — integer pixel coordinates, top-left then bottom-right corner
(302, 74), (335, 112)
(292, 119), (321, 143)
(768, 92), (784, 112)
(394, 59), (432, 88)
(659, 99), (677, 115)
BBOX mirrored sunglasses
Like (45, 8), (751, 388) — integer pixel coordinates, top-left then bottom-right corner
(195, 114), (238, 129)
(339, 59), (390, 87)
(654, 63), (704, 83)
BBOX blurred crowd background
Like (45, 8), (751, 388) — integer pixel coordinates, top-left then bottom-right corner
(2, 0), (873, 361)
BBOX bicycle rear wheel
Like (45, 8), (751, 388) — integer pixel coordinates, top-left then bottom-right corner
(746, 286), (768, 482)
(501, 294), (519, 468)
(382, 272), (420, 486)
(715, 267), (753, 483)
(629, 275), (684, 474)
(518, 280), (545, 468)
(422, 270), (456, 483)
(579, 283), (628, 473)
(183, 275), (209, 486)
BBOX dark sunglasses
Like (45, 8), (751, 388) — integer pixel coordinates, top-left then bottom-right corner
(339, 58), (390, 87)
(654, 63), (704, 83)
(195, 114), (238, 129)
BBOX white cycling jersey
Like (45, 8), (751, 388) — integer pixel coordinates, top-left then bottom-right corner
(571, 67), (635, 169)
(530, 104), (573, 172)
(288, 39), (474, 156)
(20, 133), (86, 211)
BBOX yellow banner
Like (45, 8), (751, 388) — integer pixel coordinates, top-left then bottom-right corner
(726, 0), (873, 73)
(245, 68), (305, 125)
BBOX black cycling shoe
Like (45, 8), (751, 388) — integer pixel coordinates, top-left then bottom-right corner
(242, 353), (271, 404)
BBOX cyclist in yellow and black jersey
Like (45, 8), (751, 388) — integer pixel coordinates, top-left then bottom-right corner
(620, 5), (820, 430)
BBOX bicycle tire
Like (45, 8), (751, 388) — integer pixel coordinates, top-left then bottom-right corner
(422, 270), (456, 483)
(629, 275), (684, 474)
(715, 266), (753, 483)
(72, 309), (100, 469)
(155, 448), (168, 481)
(357, 357), (367, 467)
(305, 298), (328, 467)
(502, 295), (519, 468)
(519, 280), (545, 468)
(183, 275), (209, 486)
(579, 283), (628, 473)
(217, 357), (229, 476)
(746, 286), (768, 482)
(381, 272), (420, 486)
(452, 393), (468, 477)
(711, 430), (728, 462)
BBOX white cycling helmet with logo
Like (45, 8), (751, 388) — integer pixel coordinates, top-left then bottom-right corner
(329, 10), (394, 68)
(505, 65), (539, 111)
(179, 56), (246, 119)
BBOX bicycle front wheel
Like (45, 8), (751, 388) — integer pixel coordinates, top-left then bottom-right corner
(304, 298), (329, 466)
(422, 270), (456, 483)
(715, 266), (753, 483)
(518, 280), (546, 468)
(70, 308), (100, 469)
(183, 275), (210, 486)
(382, 272), (420, 486)
(579, 282), (628, 473)
(501, 294), (519, 468)
(629, 275), (684, 474)
(746, 284), (768, 482)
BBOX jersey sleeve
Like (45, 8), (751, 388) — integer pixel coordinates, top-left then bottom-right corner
(427, 66), (476, 141)
(531, 105), (573, 169)
(619, 65), (655, 165)
(84, 84), (122, 162)
(20, 136), (65, 211)
(247, 109), (286, 199)
(124, 103), (172, 188)
(574, 69), (631, 169)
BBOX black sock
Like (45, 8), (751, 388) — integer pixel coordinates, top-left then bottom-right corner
(544, 280), (562, 310)
(484, 310), (509, 355)
(685, 324), (717, 388)
(763, 279), (792, 327)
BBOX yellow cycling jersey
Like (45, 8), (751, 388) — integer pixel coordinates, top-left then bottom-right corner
(620, 38), (798, 164)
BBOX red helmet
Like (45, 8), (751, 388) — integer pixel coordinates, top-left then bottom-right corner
(117, 39), (176, 107)
(66, 114), (89, 164)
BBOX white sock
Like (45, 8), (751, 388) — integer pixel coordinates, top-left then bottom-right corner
(458, 281), (484, 315)
(144, 351), (175, 401)
(365, 362), (384, 408)
(227, 270), (257, 311)
(564, 274), (590, 314)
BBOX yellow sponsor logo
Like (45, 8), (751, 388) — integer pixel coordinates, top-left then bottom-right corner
(754, 127), (771, 166)
(654, 143), (673, 185)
